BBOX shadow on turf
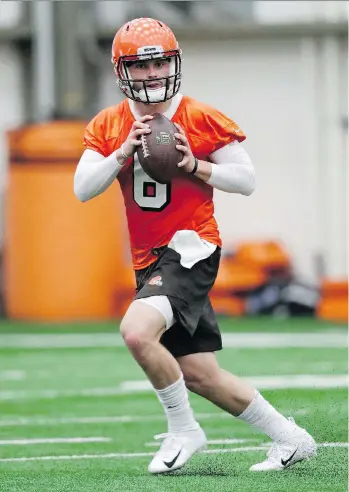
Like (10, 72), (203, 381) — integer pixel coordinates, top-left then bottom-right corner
(150, 455), (321, 478)
(152, 458), (237, 478)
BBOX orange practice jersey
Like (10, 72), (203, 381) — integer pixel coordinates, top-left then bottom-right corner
(83, 96), (246, 270)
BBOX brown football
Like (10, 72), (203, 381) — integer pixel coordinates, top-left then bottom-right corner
(136, 113), (183, 184)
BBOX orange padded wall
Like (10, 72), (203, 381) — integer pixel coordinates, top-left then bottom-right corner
(4, 121), (128, 321)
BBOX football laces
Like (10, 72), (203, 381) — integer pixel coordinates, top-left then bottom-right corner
(141, 134), (150, 158)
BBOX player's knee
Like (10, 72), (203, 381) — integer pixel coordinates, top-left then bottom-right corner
(123, 332), (145, 354)
(120, 300), (166, 354)
(120, 316), (159, 356)
(120, 321), (148, 352)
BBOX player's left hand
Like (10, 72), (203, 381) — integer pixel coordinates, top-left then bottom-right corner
(174, 124), (196, 173)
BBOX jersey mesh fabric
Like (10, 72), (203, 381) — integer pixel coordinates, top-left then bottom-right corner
(83, 96), (246, 270)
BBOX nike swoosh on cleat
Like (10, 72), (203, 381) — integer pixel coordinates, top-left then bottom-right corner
(281, 447), (299, 467)
(163, 448), (182, 469)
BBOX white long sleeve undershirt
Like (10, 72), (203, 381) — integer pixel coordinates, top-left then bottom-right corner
(208, 141), (255, 195)
(73, 140), (255, 202)
(74, 150), (123, 202)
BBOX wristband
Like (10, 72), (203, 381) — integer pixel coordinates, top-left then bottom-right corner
(190, 157), (199, 175)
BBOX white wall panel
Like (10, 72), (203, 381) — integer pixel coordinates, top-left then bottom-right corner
(0, 46), (25, 244)
(0, 2), (23, 28)
(254, 1), (347, 24)
(180, 38), (320, 281)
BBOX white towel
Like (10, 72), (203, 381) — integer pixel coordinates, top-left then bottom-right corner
(168, 230), (217, 269)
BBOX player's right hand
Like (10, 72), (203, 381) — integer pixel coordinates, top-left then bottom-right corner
(122, 115), (153, 157)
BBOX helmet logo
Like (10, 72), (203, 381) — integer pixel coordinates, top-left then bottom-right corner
(137, 45), (164, 57)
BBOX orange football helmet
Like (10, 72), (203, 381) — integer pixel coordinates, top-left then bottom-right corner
(111, 18), (182, 104)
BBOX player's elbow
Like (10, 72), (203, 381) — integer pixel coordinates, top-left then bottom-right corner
(74, 187), (92, 203)
(73, 174), (92, 202)
(240, 167), (256, 196)
(242, 177), (256, 196)
(75, 190), (90, 202)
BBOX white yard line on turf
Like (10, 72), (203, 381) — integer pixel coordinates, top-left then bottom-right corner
(0, 408), (310, 428)
(0, 370), (26, 381)
(145, 438), (260, 447)
(120, 375), (349, 392)
(0, 412), (233, 427)
(0, 332), (346, 349)
(0, 374), (347, 401)
(0, 443), (347, 463)
(0, 437), (111, 446)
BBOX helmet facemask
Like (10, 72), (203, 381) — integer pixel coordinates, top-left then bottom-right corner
(114, 50), (182, 104)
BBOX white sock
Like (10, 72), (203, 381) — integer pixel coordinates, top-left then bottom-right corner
(238, 390), (300, 443)
(155, 374), (200, 433)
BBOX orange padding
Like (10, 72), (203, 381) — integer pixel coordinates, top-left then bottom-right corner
(4, 122), (128, 321)
(112, 267), (136, 318)
(212, 259), (267, 294)
(210, 295), (245, 317)
(317, 279), (348, 323)
(212, 241), (291, 296)
(317, 299), (348, 322)
(234, 241), (291, 269)
(7, 121), (87, 161)
(320, 280), (348, 296)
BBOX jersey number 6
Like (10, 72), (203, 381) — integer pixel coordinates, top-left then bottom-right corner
(133, 154), (171, 211)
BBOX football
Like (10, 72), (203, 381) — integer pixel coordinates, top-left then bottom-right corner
(136, 113), (183, 184)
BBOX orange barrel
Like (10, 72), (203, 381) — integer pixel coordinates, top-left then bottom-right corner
(4, 121), (127, 321)
(316, 279), (348, 323)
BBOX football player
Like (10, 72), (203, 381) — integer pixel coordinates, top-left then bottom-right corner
(74, 18), (316, 474)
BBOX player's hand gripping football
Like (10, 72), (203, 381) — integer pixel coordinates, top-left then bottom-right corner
(122, 115), (153, 158)
(174, 123), (197, 173)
